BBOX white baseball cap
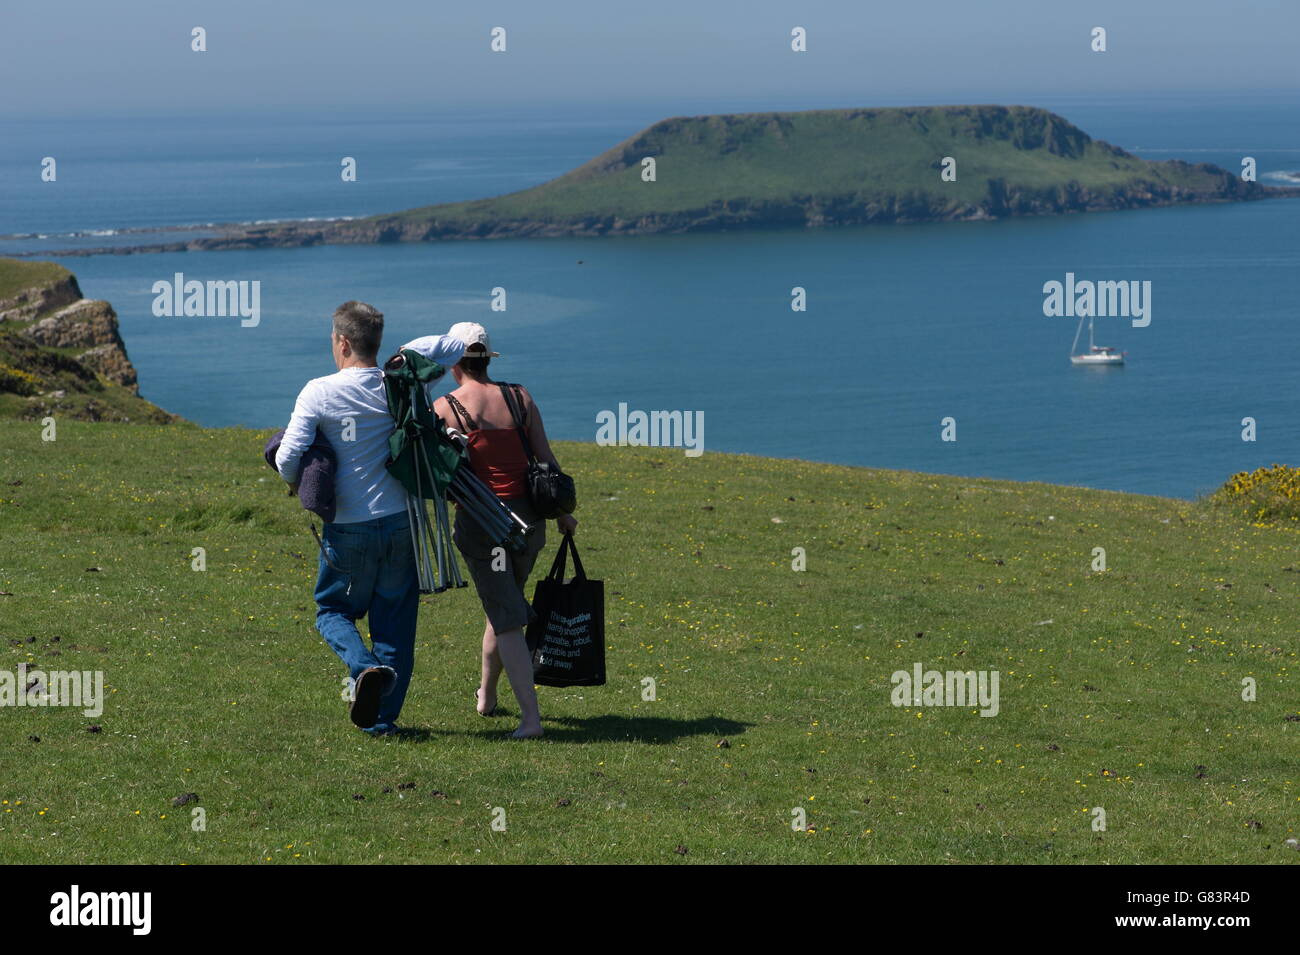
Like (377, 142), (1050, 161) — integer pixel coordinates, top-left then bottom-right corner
(447, 321), (500, 358)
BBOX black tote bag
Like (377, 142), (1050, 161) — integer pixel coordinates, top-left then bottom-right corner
(526, 535), (606, 687)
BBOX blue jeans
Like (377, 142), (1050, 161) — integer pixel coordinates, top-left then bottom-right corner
(313, 510), (419, 731)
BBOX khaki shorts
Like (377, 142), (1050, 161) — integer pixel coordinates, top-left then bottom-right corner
(453, 496), (547, 634)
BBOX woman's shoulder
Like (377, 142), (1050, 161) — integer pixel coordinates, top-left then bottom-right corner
(498, 380), (533, 400)
(434, 390), (467, 424)
(502, 382), (538, 414)
(444, 383), (480, 401)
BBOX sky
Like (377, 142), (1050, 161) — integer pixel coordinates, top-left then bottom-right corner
(1, 0), (1296, 118)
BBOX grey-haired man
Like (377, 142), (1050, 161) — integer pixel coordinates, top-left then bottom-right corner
(276, 301), (463, 734)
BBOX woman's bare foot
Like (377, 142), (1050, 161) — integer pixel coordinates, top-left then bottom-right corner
(509, 723), (544, 739)
(476, 686), (498, 717)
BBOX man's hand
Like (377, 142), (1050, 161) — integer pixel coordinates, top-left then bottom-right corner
(556, 514), (578, 535)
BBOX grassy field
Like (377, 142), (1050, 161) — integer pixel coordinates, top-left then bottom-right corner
(0, 420), (1297, 864)
(383, 106), (1253, 228)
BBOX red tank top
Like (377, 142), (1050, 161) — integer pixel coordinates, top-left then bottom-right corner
(464, 428), (529, 498)
(445, 394), (529, 499)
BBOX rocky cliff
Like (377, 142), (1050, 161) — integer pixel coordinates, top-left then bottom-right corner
(0, 259), (176, 422)
(0, 269), (83, 318)
(22, 298), (139, 391)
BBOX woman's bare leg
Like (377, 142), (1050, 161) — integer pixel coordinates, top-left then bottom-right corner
(492, 625), (543, 738)
(478, 619), (502, 715)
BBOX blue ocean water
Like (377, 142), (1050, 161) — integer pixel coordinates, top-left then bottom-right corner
(2, 94), (1297, 498)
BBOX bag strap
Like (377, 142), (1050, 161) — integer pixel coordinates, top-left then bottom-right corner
(547, 533), (571, 580)
(565, 536), (587, 581)
(444, 393), (475, 431)
(545, 535), (587, 582)
(498, 383), (538, 465)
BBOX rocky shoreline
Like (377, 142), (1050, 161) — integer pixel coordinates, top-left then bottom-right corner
(21, 169), (1297, 260)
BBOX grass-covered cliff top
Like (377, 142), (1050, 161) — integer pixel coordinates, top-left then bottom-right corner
(375, 105), (1267, 229)
(0, 258), (72, 301)
(20, 105), (1288, 257)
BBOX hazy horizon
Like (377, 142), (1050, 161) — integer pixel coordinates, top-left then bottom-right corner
(3, 0), (1296, 120)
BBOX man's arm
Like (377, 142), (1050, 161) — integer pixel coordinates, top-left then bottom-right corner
(274, 381), (319, 485)
(400, 335), (467, 408)
(400, 335), (465, 367)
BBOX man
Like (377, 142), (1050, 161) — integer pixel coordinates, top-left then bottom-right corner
(276, 302), (463, 734)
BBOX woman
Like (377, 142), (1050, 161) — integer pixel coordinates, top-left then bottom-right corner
(433, 322), (577, 739)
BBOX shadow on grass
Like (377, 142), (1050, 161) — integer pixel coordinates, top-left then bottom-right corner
(384, 727), (436, 742)
(375, 716), (752, 745)
(371, 712), (754, 743)
(513, 714), (752, 744)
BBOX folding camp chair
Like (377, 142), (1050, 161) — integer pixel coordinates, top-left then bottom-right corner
(382, 348), (531, 593)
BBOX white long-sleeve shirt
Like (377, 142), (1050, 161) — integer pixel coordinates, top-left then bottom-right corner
(275, 335), (466, 524)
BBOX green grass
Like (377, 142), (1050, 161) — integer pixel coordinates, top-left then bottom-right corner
(0, 421), (1297, 863)
(381, 106), (1249, 229)
(0, 259), (71, 302)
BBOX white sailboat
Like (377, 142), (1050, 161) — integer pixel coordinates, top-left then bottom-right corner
(1069, 314), (1124, 366)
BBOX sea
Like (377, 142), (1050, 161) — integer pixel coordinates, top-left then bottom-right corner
(2, 91), (1298, 499)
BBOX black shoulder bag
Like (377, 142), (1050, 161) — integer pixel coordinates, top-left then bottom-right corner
(499, 383), (576, 518)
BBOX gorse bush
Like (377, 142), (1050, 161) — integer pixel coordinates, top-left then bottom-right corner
(0, 361), (41, 396)
(1212, 463), (1300, 524)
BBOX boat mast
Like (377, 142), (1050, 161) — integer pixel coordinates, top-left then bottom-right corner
(1070, 314), (1085, 356)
